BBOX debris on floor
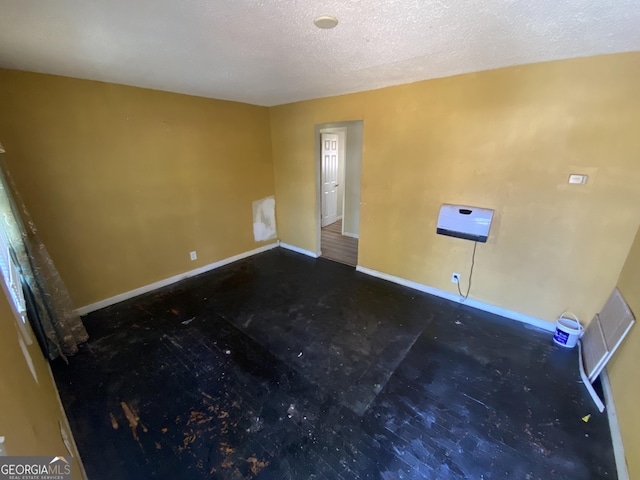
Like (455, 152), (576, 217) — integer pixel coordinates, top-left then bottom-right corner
(52, 249), (619, 479)
(120, 402), (147, 441)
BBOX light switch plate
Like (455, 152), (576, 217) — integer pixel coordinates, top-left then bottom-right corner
(568, 174), (588, 185)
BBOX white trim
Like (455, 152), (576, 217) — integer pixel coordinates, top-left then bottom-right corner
(18, 336), (38, 385)
(589, 320), (635, 383)
(601, 368), (630, 480)
(279, 242), (319, 258)
(355, 265), (555, 333)
(342, 232), (359, 239)
(0, 274), (33, 345)
(316, 121), (364, 263)
(47, 363), (89, 480)
(577, 340), (605, 413)
(76, 243), (278, 315)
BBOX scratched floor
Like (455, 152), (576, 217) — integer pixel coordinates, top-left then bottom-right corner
(52, 248), (616, 479)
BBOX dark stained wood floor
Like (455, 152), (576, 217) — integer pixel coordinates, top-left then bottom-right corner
(52, 249), (616, 479)
(321, 219), (358, 266)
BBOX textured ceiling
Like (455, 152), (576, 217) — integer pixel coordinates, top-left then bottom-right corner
(0, 0), (639, 106)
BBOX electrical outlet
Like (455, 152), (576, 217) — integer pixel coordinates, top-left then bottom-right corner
(451, 273), (460, 284)
(190, 251), (197, 261)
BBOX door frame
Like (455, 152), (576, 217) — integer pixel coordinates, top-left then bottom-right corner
(315, 120), (363, 257)
(319, 129), (345, 229)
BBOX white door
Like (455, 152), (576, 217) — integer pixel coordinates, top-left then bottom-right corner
(321, 133), (339, 227)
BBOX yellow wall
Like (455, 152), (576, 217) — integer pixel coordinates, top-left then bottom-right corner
(0, 69), (275, 308)
(610, 226), (640, 478)
(0, 287), (84, 478)
(270, 52), (640, 323)
(0, 49), (639, 480)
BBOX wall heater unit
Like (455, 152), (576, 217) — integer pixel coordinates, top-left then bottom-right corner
(436, 204), (494, 243)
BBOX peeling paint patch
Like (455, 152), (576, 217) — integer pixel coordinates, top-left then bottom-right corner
(181, 430), (196, 450)
(187, 410), (214, 426)
(109, 413), (119, 430)
(121, 401), (147, 441)
(246, 456), (270, 475)
(252, 196), (277, 242)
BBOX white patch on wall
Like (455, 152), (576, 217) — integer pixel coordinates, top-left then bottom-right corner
(253, 196), (277, 242)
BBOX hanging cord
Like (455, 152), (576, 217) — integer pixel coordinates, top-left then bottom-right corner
(457, 241), (478, 301)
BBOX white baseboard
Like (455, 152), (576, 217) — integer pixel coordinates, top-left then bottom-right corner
(279, 242), (319, 258)
(47, 362), (89, 480)
(355, 265), (555, 333)
(342, 232), (359, 239)
(601, 369), (630, 480)
(76, 243), (279, 315)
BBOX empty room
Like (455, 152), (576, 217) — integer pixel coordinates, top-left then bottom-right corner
(0, 1), (639, 479)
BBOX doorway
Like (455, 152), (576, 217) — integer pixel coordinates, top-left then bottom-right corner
(316, 121), (363, 266)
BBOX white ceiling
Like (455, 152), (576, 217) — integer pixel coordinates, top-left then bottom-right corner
(0, 0), (639, 106)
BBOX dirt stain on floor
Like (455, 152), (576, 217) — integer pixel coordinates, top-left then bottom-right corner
(187, 410), (214, 426)
(120, 402), (148, 441)
(109, 413), (119, 430)
(246, 456), (270, 475)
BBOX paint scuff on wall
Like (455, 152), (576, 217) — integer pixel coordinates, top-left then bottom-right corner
(253, 196), (277, 242)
